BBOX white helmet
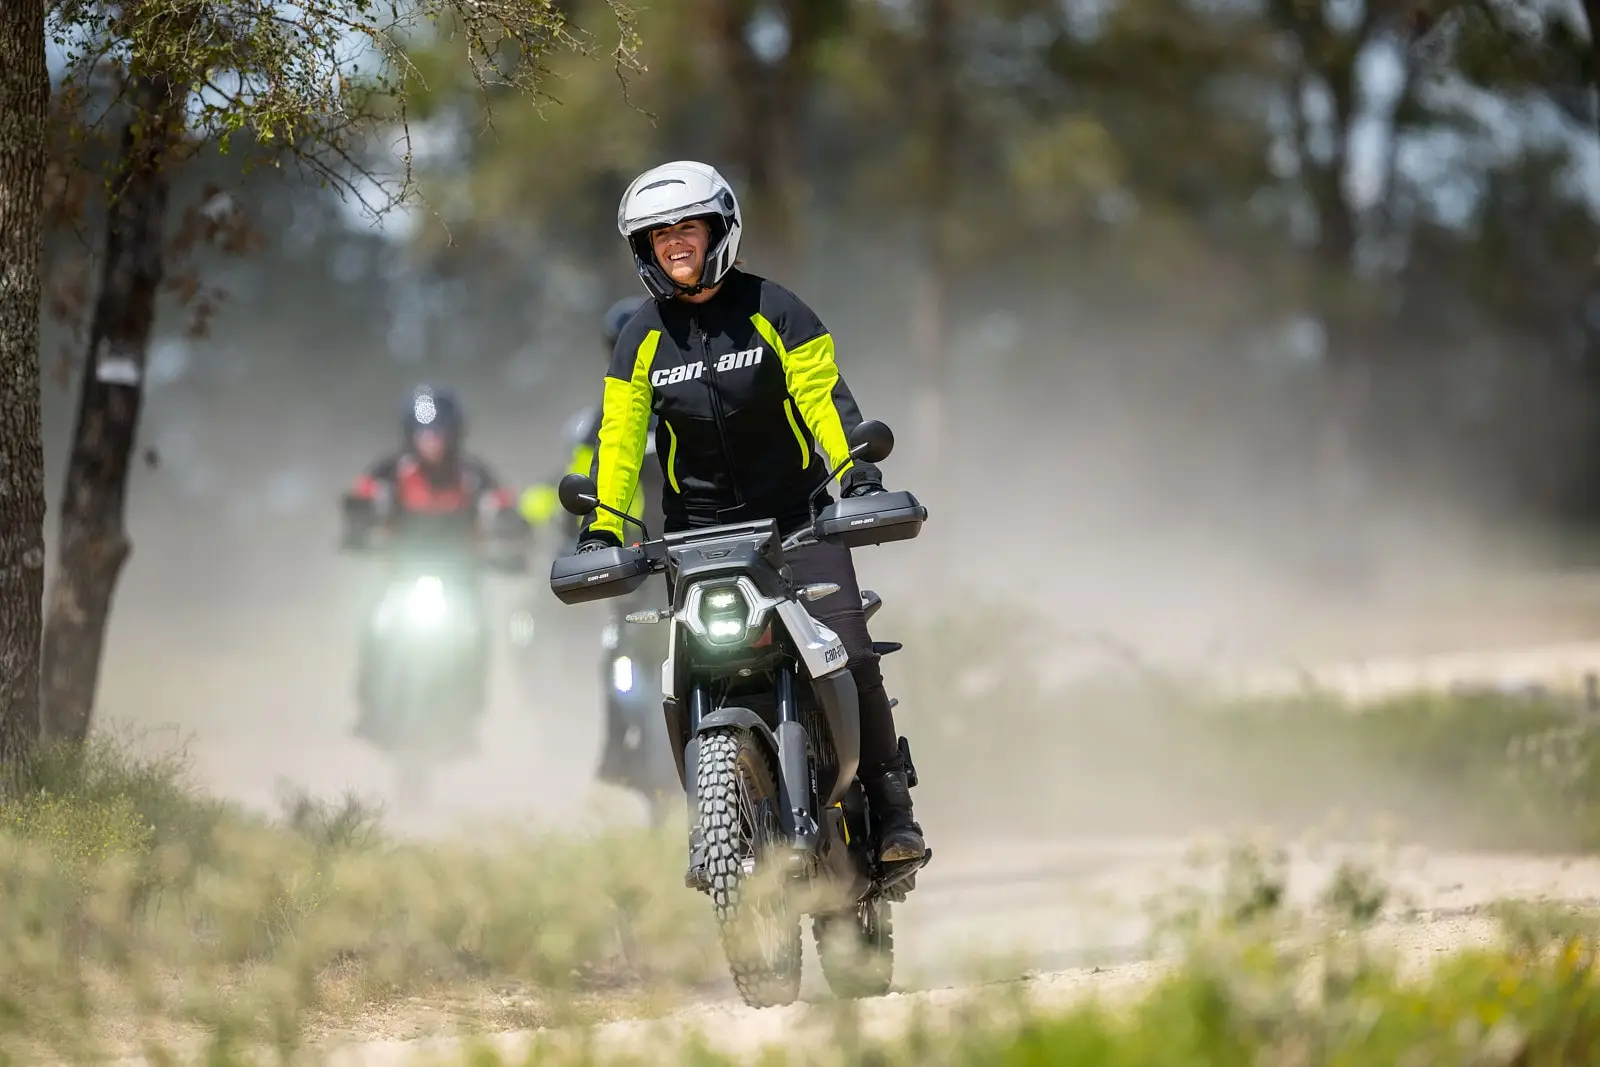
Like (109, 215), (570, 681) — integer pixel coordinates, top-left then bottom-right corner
(617, 161), (742, 300)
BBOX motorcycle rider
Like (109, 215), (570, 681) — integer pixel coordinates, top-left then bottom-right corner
(342, 383), (525, 749)
(574, 160), (927, 869)
(519, 295), (654, 545)
(517, 297), (674, 789)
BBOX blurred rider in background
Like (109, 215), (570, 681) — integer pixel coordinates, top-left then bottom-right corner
(518, 299), (674, 792)
(341, 384), (527, 750)
(520, 296), (655, 545)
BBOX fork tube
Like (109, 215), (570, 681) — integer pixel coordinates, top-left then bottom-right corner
(685, 684), (708, 823)
(775, 665), (797, 725)
(773, 663), (816, 849)
(688, 682), (708, 731)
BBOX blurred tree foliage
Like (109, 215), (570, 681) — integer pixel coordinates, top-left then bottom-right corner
(381, 0), (1600, 523)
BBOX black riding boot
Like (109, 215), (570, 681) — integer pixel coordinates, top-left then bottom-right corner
(866, 768), (926, 865)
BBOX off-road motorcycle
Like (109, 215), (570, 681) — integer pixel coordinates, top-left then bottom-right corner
(341, 495), (528, 803)
(597, 584), (680, 824)
(547, 420), (932, 1007)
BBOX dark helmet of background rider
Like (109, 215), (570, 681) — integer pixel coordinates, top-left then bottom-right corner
(401, 384), (465, 464)
(601, 295), (650, 355)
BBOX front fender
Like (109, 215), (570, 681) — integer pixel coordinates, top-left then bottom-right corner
(696, 707), (805, 838)
(696, 706), (780, 758)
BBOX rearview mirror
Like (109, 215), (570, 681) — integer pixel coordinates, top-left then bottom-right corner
(849, 420), (894, 464)
(557, 473), (599, 516)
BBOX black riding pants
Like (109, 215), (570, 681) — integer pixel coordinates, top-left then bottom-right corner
(783, 539), (902, 777)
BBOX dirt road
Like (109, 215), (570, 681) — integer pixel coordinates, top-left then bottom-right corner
(296, 624), (1600, 1065)
(92, 564), (1600, 1064)
(301, 836), (1600, 1066)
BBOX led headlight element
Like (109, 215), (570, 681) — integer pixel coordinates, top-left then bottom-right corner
(681, 578), (780, 649)
(696, 584), (750, 645)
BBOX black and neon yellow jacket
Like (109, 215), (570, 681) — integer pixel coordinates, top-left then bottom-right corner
(583, 268), (882, 547)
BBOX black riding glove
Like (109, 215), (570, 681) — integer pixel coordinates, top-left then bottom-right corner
(575, 528), (620, 554)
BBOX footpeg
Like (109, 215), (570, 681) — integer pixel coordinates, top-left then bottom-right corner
(876, 847), (931, 901)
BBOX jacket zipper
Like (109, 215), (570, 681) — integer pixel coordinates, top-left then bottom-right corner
(691, 313), (745, 508)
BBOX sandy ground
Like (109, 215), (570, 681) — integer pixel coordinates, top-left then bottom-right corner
(84, 541), (1600, 1064)
(292, 838), (1600, 1066)
(282, 616), (1600, 1063)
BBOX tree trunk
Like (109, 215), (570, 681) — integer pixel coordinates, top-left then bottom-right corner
(708, 0), (791, 267)
(913, 0), (957, 550)
(1575, 0), (1600, 517)
(40, 76), (178, 748)
(0, 1), (50, 792)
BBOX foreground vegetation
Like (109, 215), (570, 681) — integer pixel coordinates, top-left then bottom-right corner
(0, 733), (720, 1065)
(150, 846), (1600, 1066)
(520, 902), (1600, 1066)
(8, 671), (1600, 1064)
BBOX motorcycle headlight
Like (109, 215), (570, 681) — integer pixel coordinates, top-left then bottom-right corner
(612, 654), (634, 693)
(403, 575), (449, 627)
(689, 582), (767, 647)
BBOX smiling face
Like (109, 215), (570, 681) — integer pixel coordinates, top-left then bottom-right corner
(650, 218), (711, 289)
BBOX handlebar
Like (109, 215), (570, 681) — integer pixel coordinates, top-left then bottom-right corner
(556, 419), (905, 585)
(589, 513), (817, 575)
(780, 523), (820, 553)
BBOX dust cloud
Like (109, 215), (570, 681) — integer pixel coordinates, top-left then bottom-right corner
(47, 265), (1599, 858)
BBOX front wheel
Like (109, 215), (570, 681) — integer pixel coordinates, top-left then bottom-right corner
(813, 898), (894, 999)
(696, 727), (802, 1008)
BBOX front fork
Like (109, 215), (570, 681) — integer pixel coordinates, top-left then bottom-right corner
(676, 662), (820, 887)
(775, 666), (820, 855)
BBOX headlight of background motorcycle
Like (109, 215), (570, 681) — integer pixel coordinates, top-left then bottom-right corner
(402, 575), (449, 627)
(611, 654), (634, 693)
